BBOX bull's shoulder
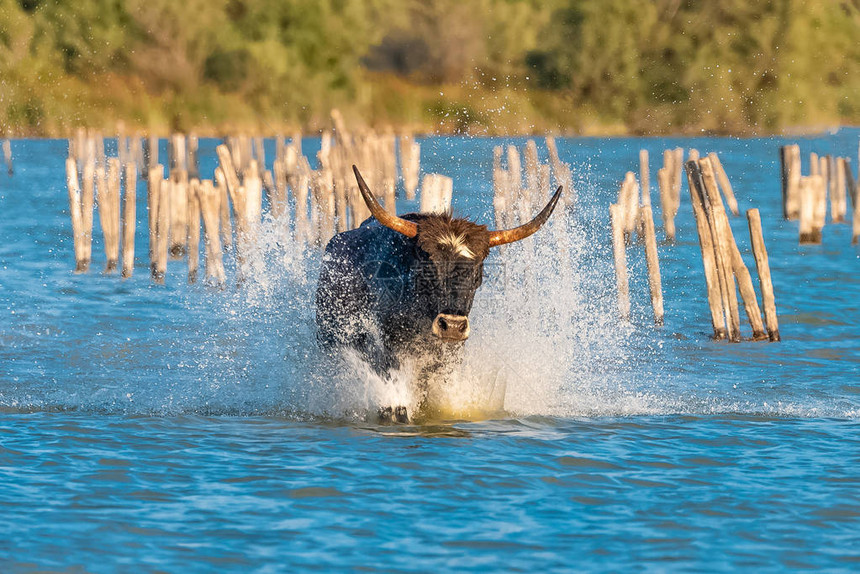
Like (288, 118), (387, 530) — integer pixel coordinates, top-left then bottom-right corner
(322, 217), (422, 268)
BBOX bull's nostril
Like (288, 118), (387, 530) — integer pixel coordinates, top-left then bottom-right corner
(438, 317), (448, 331)
(458, 321), (467, 332)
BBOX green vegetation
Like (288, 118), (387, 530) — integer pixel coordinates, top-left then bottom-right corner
(1, 0), (858, 136)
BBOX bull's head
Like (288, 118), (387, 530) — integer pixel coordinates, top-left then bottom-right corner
(353, 165), (562, 343)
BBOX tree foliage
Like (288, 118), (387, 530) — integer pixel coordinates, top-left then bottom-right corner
(0, 0), (857, 135)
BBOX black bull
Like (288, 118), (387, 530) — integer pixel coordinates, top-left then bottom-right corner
(316, 167), (563, 378)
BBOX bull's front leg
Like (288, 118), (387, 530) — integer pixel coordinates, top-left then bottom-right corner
(377, 405), (409, 424)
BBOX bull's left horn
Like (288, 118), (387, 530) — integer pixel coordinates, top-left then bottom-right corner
(353, 165), (418, 238)
(488, 186), (563, 247)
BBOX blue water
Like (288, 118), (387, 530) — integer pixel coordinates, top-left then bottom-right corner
(1, 131), (859, 571)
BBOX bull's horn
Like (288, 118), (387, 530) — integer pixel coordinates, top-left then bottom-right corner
(488, 186), (563, 248)
(353, 165), (418, 238)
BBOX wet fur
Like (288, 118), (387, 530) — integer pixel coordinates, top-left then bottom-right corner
(415, 213), (490, 262)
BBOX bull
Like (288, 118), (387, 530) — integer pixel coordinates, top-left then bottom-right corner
(316, 166), (563, 421)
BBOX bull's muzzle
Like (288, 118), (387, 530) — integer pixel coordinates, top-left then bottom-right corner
(431, 314), (470, 342)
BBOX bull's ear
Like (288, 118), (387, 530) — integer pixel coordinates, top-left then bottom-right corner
(353, 165), (418, 238)
(488, 186), (563, 247)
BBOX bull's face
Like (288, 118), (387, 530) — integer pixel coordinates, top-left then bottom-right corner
(353, 166), (562, 344)
(413, 220), (490, 342)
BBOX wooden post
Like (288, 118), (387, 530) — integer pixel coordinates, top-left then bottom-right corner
(782, 144), (801, 220)
(640, 204), (664, 325)
(97, 160), (121, 273)
(154, 176), (170, 283)
(812, 174), (827, 242)
(81, 159), (95, 269)
(293, 170), (311, 244)
(493, 147), (508, 231)
(420, 174), (437, 214)
(639, 149), (650, 207)
(546, 136), (573, 208)
(810, 152), (820, 176)
(708, 152), (739, 216)
(65, 158), (86, 272)
(215, 168), (232, 250)
(524, 140), (540, 211)
(400, 135), (420, 200)
(798, 176), (817, 244)
(686, 161), (727, 340)
(253, 137), (265, 175)
(832, 158), (848, 223)
(146, 134), (159, 173)
(658, 167), (675, 240)
(169, 170), (188, 259)
(819, 156), (830, 220)
(698, 158), (741, 342)
(187, 134), (199, 180)
(121, 162), (137, 278)
(244, 160), (263, 239)
(746, 209), (780, 341)
(2, 139), (11, 175)
(610, 203), (630, 321)
(148, 165), (162, 277)
(507, 145), (523, 217)
(272, 158), (288, 220)
(187, 178), (201, 283)
(197, 179), (226, 286)
(619, 171), (639, 240)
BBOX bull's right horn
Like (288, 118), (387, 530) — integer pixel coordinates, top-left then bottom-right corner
(353, 165), (418, 238)
(488, 186), (563, 247)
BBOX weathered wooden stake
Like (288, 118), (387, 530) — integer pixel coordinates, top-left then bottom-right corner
(798, 176), (818, 244)
(832, 157), (848, 223)
(154, 176), (170, 283)
(782, 144), (801, 220)
(699, 158), (741, 342)
(82, 159), (95, 267)
(610, 203), (630, 321)
(639, 149), (650, 207)
(686, 161), (727, 340)
(187, 178), (201, 283)
(746, 209), (780, 341)
(215, 169), (232, 250)
(169, 170), (188, 259)
(2, 139), (11, 175)
(65, 158), (86, 272)
(658, 167), (676, 240)
(640, 205), (664, 325)
(197, 179), (226, 286)
(708, 152), (739, 216)
(148, 165), (162, 276)
(121, 162), (137, 278)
